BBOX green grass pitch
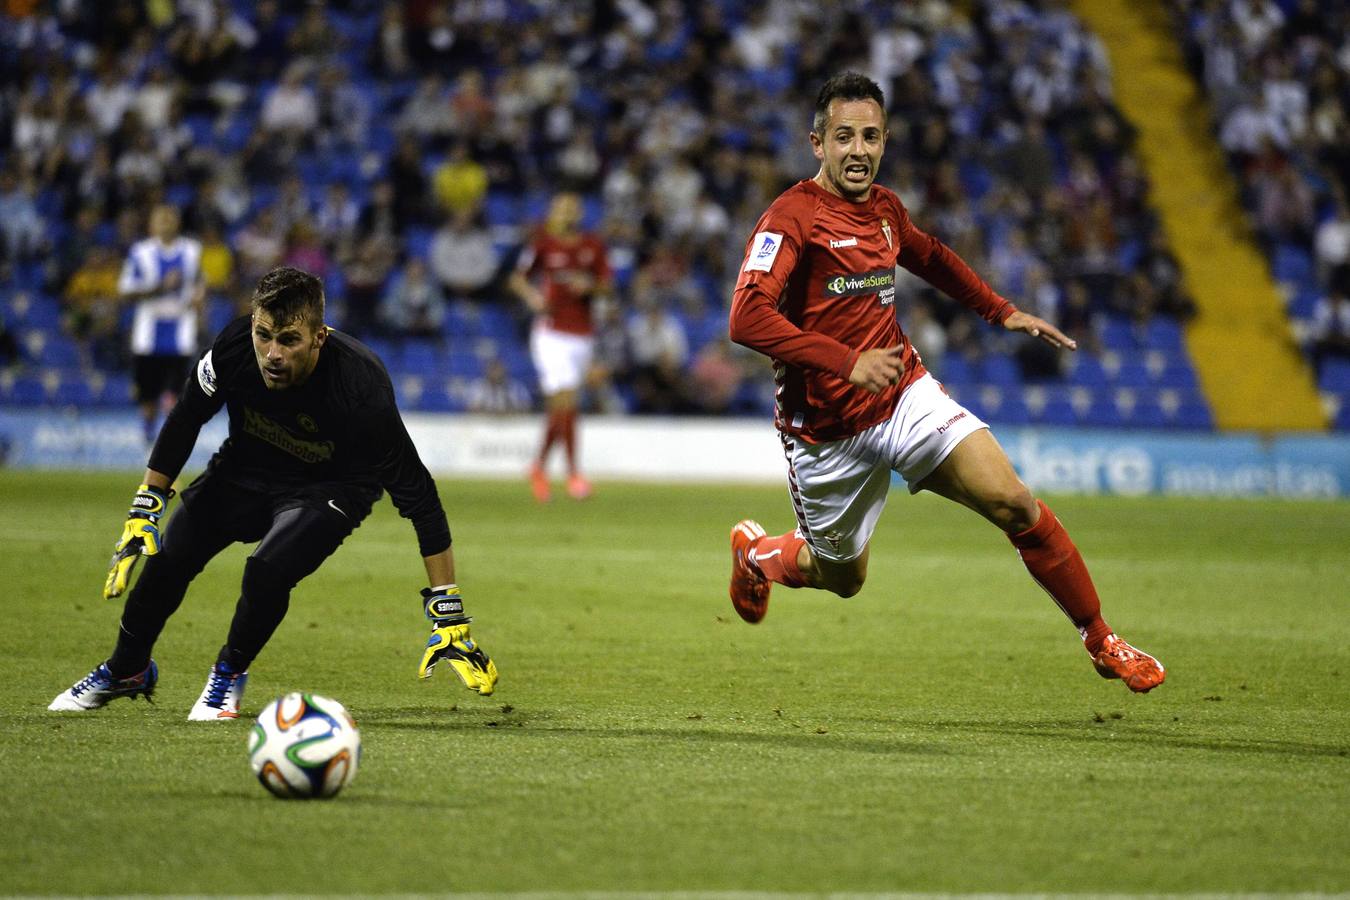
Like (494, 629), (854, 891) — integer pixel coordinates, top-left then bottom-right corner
(2, 470), (1348, 895)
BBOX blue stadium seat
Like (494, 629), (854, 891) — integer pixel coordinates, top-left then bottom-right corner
(1099, 316), (1143, 351)
(1335, 402), (1350, 431)
(1319, 358), (1350, 392)
(1169, 398), (1214, 430)
(1029, 386), (1078, 426)
(95, 373), (134, 406)
(447, 353), (483, 379)
(401, 340), (444, 372)
(5, 292), (62, 328)
(1145, 318), (1185, 353)
(51, 378), (94, 407)
(415, 383), (459, 412)
(5, 376), (48, 405)
(977, 353), (1022, 386)
(1272, 241), (1314, 289)
(984, 391), (1030, 425)
(404, 227), (433, 260)
(1156, 359), (1199, 391)
(1080, 392), (1123, 428)
(38, 334), (83, 368)
(483, 192), (518, 227)
(1123, 393), (1169, 429)
(1067, 354), (1109, 388)
(1112, 360), (1153, 389)
(934, 352), (975, 389)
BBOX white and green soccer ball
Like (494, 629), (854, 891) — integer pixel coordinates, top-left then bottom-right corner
(248, 692), (361, 799)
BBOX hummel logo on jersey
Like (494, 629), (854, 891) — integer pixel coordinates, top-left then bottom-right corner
(744, 231), (784, 273)
(829, 237), (858, 249)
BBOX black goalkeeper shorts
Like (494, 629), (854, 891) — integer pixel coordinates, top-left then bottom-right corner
(160, 472), (376, 585)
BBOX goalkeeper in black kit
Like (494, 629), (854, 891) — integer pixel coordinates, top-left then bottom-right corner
(50, 266), (498, 720)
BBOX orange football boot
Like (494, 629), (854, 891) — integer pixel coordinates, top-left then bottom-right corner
(729, 519), (771, 623)
(1092, 633), (1166, 693)
(566, 474), (593, 500)
(529, 465), (551, 503)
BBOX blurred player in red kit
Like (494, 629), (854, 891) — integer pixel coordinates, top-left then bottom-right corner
(727, 72), (1164, 693)
(508, 192), (612, 502)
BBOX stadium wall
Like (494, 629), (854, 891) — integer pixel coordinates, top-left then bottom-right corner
(1, 408), (1346, 499)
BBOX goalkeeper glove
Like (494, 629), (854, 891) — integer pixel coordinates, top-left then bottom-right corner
(418, 585), (499, 695)
(103, 484), (173, 600)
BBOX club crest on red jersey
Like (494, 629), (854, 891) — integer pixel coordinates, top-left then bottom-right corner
(881, 218), (893, 250)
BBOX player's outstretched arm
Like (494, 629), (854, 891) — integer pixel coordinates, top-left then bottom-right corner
(1003, 310), (1077, 351)
(103, 470), (175, 599)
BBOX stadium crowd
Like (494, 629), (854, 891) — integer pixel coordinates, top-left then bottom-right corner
(1171, 0), (1350, 424)
(0, 0), (1217, 425)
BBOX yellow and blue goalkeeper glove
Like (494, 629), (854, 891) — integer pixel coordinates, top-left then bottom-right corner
(418, 585), (499, 695)
(103, 484), (172, 599)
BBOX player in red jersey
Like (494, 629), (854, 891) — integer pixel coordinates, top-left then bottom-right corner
(508, 192), (612, 502)
(727, 72), (1164, 693)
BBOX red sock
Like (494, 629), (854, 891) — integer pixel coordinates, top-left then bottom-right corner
(537, 410), (561, 467)
(750, 532), (808, 588)
(1009, 500), (1113, 653)
(560, 408), (578, 475)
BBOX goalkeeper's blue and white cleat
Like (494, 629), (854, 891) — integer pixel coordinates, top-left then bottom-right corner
(188, 661), (249, 721)
(48, 661), (158, 711)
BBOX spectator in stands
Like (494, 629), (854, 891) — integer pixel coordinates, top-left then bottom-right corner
(903, 294), (949, 378)
(315, 182), (362, 255)
(371, 1), (413, 78)
(0, 167), (47, 265)
(315, 63), (372, 152)
(379, 256), (446, 340)
(429, 209), (501, 302)
(396, 74), (456, 150)
(432, 140), (489, 218)
(340, 232), (397, 338)
(283, 220), (331, 284)
(1315, 193), (1350, 299)
(198, 219), (236, 298)
(62, 244), (124, 369)
(1253, 161), (1315, 248)
(626, 295), (689, 414)
(388, 135), (431, 228)
(117, 204), (204, 443)
(260, 61), (319, 151)
(1310, 290), (1350, 373)
(234, 207), (286, 290)
(466, 358), (532, 414)
(1138, 229), (1197, 321)
(688, 338), (746, 416)
(245, 0), (288, 81)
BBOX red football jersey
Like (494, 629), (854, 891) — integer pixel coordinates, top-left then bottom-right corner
(515, 231), (610, 336)
(730, 179), (1015, 443)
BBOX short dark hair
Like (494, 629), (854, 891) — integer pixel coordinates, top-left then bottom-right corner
(813, 72), (887, 135)
(251, 266), (325, 330)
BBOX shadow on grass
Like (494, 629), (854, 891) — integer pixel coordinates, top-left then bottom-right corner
(922, 718), (1350, 760)
(357, 707), (1348, 760)
(358, 707), (949, 756)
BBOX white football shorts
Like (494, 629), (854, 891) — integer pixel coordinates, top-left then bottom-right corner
(782, 373), (988, 562)
(530, 323), (594, 395)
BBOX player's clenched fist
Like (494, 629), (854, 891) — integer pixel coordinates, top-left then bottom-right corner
(417, 586), (499, 695)
(103, 484), (173, 599)
(848, 345), (905, 394)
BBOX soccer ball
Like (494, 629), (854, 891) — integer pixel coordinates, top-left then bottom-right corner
(248, 692), (361, 799)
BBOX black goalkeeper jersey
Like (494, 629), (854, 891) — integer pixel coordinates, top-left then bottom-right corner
(149, 316), (451, 556)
